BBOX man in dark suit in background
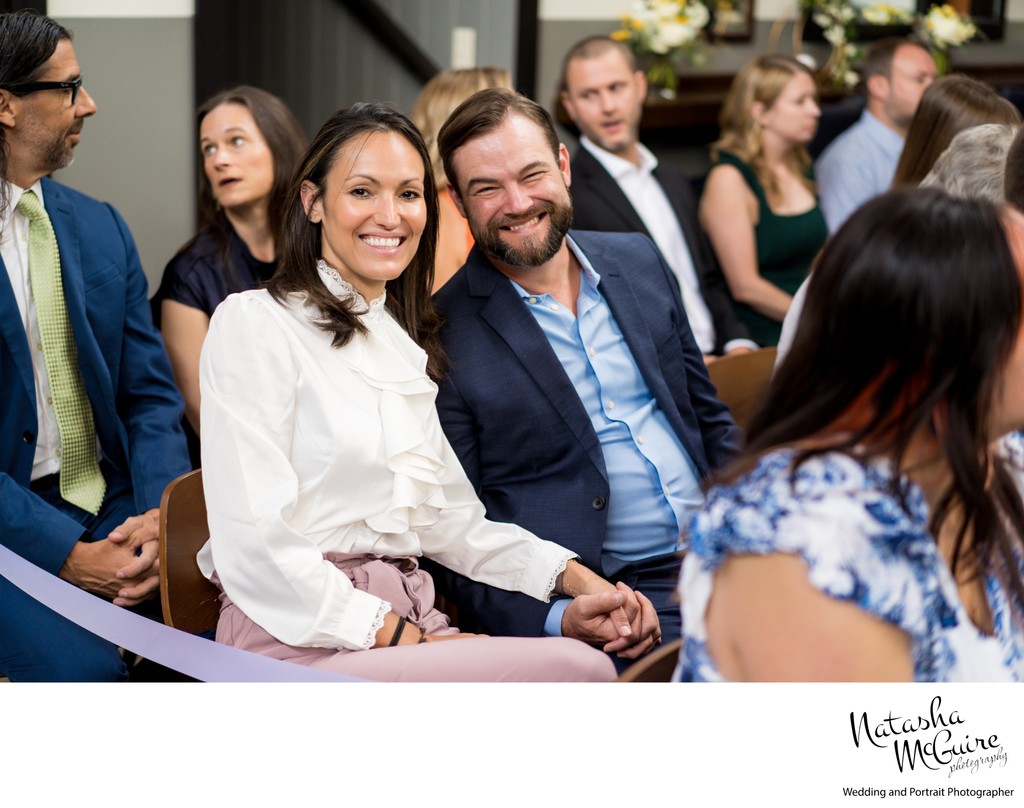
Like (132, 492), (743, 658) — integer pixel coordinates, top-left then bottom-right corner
(0, 11), (190, 680)
(560, 36), (754, 360)
(430, 88), (739, 671)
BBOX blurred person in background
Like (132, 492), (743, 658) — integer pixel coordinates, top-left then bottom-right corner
(411, 66), (512, 292)
(700, 55), (828, 348)
(153, 86), (306, 464)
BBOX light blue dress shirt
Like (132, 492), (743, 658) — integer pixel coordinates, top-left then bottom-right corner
(508, 238), (703, 635)
(816, 110), (905, 233)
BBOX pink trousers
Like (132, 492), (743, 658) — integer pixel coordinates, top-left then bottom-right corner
(214, 553), (615, 683)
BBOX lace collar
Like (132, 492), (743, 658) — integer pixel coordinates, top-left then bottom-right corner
(316, 260), (387, 317)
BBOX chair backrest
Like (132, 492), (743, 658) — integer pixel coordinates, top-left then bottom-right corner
(159, 469), (219, 635)
(617, 638), (683, 682)
(707, 347), (777, 433)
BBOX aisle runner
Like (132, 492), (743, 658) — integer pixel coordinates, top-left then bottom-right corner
(0, 543), (357, 682)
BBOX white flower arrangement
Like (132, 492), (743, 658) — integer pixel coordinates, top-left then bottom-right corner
(807, 0), (860, 89)
(611, 0), (710, 58)
(803, 0), (978, 88)
(917, 3), (978, 50)
(859, 3), (913, 26)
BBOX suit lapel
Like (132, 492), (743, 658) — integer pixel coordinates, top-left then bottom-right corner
(466, 249), (607, 479)
(583, 237), (664, 395)
(576, 232), (702, 465)
(0, 254), (35, 404)
(573, 148), (650, 236)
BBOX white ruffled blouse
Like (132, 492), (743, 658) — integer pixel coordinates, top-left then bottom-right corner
(197, 263), (575, 651)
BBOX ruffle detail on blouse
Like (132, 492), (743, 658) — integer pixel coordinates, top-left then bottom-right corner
(317, 260), (388, 320)
(314, 260), (450, 536)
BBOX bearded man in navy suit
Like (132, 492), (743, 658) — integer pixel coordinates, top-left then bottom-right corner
(429, 88), (739, 671)
(0, 12), (189, 680)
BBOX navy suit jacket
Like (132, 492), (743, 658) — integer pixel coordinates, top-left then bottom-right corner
(569, 146), (750, 354)
(0, 178), (189, 574)
(430, 229), (740, 637)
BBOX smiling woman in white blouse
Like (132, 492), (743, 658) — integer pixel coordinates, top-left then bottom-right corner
(195, 102), (635, 681)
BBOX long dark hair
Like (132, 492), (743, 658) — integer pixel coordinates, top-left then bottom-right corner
(892, 75), (1021, 188)
(176, 85), (307, 280)
(267, 102), (446, 379)
(0, 11), (70, 218)
(748, 188), (1024, 612)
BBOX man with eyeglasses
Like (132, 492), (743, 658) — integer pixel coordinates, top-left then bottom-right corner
(816, 38), (937, 232)
(0, 11), (189, 680)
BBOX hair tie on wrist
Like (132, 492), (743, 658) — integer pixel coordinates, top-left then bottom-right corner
(389, 616), (408, 646)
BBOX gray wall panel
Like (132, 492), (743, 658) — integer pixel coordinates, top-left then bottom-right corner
(52, 17), (194, 293)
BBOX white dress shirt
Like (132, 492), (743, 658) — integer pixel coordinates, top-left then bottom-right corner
(197, 265), (576, 651)
(1, 180), (62, 480)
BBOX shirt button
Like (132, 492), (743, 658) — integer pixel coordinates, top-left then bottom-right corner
(588, 347), (595, 357)
(591, 496), (606, 510)
(637, 436), (645, 445)
(47, 395), (53, 405)
(528, 297), (537, 304)
(54, 448), (61, 458)
(549, 304), (558, 311)
(36, 342), (43, 351)
(22, 430), (35, 444)
(607, 400), (615, 409)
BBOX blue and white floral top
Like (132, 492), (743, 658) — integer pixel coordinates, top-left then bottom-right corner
(677, 434), (1024, 682)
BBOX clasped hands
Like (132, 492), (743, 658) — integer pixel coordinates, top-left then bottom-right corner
(58, 508), (161, 607)
(558, 560), (662, 660)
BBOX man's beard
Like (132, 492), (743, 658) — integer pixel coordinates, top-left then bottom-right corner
(473, 200), (573, 268)
(39, 125), (79, 174)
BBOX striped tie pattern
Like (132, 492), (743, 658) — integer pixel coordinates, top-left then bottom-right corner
(18, 190), (106, 514)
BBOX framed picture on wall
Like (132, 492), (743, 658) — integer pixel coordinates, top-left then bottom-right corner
(709, 0), (755, 42)
(952, 0), (1006, 39)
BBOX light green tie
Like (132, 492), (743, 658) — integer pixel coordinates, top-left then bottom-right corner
(18, 190), (106, 514)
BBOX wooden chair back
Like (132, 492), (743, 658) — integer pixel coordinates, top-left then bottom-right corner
(159, 469), (219, 635)
(617, 638), (683, 682)
(707, 347), (777, 432)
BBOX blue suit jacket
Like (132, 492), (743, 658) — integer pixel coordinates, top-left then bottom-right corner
(569, 147), (751, 354)
(430, 229), (740, 637)
(0, 178), (190, 574)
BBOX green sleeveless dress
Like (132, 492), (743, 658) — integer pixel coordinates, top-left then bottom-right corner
(715, 151), (828, 347)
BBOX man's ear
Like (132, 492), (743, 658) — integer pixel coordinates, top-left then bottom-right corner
(0, 90), (18, 128)
(449, 185), (467, 219)
(558, 142), (572, 190)
(866, 73), (890, 103)
(560, 90), (577, 124)
(633, 69), (648, 101)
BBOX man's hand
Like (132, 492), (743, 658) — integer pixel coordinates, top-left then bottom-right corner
(59, 508), (162, 607)
(561, 589), (637, 647)
(106, 508), (159, 551)
(106, 507), (161, 603)
(603, 588), (662, 659)
(59, 537), (158, 606)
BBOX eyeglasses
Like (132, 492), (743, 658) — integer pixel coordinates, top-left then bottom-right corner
(2, 77), (83, 105)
